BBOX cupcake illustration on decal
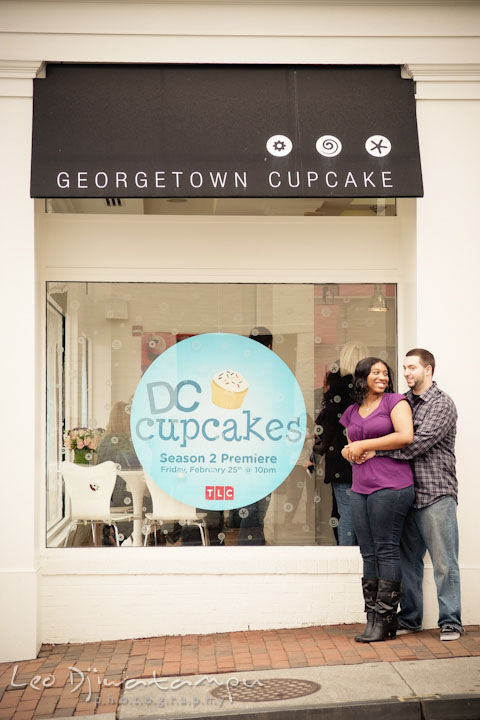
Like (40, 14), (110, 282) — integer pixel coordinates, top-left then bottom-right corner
(211, 370), (248, 409)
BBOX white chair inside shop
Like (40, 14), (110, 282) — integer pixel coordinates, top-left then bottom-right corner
(62, 461), (134, 547)
(143, 473), (209, 546)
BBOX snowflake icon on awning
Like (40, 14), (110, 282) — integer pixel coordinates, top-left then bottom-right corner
(365, 135), (392, 157)
(266, 134), (293, 157)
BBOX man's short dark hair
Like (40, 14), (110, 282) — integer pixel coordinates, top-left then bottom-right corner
(249, 326), (273, 348)
(406, 348), (436, 375)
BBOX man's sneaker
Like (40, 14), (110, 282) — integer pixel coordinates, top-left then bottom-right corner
(397, 627), (422, 636)
(440, 625), (461, 641)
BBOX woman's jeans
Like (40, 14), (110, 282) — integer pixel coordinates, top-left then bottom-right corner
(398, 496), (463, 633)
(332, 483), (357, 546)
(350, 485), (415, 581)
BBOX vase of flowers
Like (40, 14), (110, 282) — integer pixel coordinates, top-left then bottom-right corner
(64, 427), (104, 464)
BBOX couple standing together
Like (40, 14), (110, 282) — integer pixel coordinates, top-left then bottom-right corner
(339, 348), (462, 643)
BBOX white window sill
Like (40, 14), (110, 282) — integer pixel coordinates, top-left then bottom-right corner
(40, 545), (363, 576)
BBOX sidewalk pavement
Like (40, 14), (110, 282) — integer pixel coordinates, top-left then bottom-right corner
(0, 623), (479, 720)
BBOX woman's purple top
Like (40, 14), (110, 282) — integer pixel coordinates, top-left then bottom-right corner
(340, 392), (413, 494)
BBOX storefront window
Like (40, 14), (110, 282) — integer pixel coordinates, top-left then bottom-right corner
(46, 282), (397, 548)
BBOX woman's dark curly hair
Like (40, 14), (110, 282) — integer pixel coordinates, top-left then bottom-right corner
(352, 356), (394, 405)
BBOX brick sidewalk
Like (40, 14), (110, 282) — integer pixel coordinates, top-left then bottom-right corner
(1, 624), (479, 719)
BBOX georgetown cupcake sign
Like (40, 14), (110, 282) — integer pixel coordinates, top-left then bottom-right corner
(130, 333), (306, 509)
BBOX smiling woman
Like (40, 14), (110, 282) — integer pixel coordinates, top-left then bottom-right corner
(340, 357), (414, 642)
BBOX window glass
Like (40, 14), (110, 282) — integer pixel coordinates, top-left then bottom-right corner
(46, 282), (396, 548)
(46, 197), (396, 217)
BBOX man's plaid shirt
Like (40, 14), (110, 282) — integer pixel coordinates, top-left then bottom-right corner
(383, 382), (457, 509)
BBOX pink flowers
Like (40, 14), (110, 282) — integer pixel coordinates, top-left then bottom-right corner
(63, 427), (104, 454)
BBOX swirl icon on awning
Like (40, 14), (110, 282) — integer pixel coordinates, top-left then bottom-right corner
(365, 135), (392, 157)
(266, 135), (293, 157)
(316, 135), (342, 157)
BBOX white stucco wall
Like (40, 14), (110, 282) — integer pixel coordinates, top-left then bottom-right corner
(414, 80), (480, 580)
(0, 0), (479, 659)
(0, 67), (40, 662)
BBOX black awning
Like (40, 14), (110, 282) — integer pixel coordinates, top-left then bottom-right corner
(31, 64), (423, 199)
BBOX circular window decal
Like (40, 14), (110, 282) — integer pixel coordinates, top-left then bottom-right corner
(131, 333), (306, 509)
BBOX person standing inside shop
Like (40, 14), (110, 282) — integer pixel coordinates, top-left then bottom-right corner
(96, 400), (150, 545)
(236, 327), (274, 545)
(283, 413), (316, 533)
(357, 349), (464, 641)
(340, 358), (414, 642)
(314, 341), (368, 545)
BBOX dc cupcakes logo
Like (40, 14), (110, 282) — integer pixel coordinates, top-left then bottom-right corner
(130, 333), (307, 509)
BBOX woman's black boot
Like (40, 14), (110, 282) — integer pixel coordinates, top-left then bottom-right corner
(354, 578), (378, 642)
(357, 578), (401, 643)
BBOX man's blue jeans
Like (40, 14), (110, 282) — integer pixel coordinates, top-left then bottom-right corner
(398, 495), (463, 633)
(332, 483), (357, 546)
(350, 485), (415, 581)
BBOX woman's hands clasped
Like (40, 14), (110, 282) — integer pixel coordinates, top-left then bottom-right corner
(341, 443), (376, 464)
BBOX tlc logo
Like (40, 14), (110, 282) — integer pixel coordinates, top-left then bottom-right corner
(205, 486), (234, 501)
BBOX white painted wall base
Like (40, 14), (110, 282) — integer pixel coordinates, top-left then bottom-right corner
(38, 549), (479, 644)
(39, 563), (480, 644)
(1, 570), (40, 662)
(40, 574), (362, 644)
(38, 547), (361, 642)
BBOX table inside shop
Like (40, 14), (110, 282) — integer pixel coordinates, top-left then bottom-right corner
(119, 470), (148, 546)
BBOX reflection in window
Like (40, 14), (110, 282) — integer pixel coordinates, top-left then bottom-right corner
(46, 300), (65, 532)
(46, 197), (396, 217)
(46, 282), (396, 548)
